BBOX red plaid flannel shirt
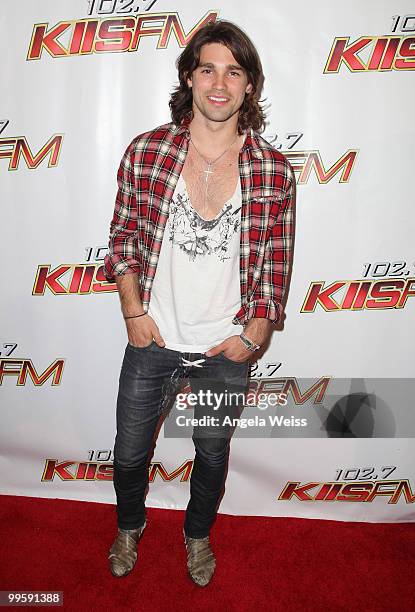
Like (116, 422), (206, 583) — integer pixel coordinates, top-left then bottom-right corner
(104, 117), (295, 326)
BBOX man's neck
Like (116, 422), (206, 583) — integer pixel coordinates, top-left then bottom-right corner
(188, 111), (240, 156)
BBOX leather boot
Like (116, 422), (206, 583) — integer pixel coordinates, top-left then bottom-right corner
(183, 529), (216, 586)
(109, 521), (146, 577)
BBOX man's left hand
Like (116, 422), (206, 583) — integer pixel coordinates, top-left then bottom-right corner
(204, 335), (252, 362)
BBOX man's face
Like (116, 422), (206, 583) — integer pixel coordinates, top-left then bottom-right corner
(187, 42), (253, 126)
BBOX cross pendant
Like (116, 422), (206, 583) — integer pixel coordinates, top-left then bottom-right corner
(204, 165), (214, 182)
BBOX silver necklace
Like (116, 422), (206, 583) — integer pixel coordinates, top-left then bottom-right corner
(190, 135), (239, 217)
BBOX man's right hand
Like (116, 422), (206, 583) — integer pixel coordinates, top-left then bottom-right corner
(125, 314), (165, 348)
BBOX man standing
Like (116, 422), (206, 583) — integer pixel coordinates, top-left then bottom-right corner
(104, 20), (295, 586)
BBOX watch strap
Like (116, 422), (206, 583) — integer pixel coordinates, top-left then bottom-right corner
(239, 332), (260, 352)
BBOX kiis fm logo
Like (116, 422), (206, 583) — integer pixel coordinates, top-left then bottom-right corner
(279, 467), (415, 504)
(0, 343), (64, 386)
(302, 261), (415, 313)
(265, 133), (356, 184)
(27, 3), (218, 60)
(42, 449), (193, 482)
(324, 14), (415, 73)
(0, 121), (63, 171)
(33, 246), (116, 295)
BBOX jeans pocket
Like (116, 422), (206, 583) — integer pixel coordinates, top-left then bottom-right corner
(219, 351), (248, 365)
(127, 340), (154, 351)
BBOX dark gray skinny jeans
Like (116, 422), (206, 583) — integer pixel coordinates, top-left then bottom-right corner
(113, 340), (250, 538)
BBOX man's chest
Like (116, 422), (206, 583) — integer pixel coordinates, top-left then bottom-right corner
(137, 138), (286, 237)
(180, 149), (240, 222)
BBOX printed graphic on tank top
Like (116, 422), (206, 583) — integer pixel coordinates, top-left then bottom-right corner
(147, 173), (244, 353)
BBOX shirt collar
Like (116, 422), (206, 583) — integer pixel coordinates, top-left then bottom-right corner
(173, 113), (192, 139)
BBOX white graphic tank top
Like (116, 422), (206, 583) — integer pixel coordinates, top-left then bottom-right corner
(147, 173), (244, 353)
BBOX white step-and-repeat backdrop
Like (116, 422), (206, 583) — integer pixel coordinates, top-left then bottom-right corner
(1, 0), (414, 522)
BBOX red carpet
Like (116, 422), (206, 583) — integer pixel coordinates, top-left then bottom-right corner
(0, 495), (413, 611)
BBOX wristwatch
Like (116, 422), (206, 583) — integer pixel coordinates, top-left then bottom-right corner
(239, 332), (260, 352)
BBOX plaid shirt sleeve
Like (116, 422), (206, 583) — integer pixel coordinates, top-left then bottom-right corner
(103, 140), (141, 281)
(243, 162), (296, 325)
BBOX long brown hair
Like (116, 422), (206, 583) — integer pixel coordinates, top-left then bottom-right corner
(169, 20), (266, 134)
